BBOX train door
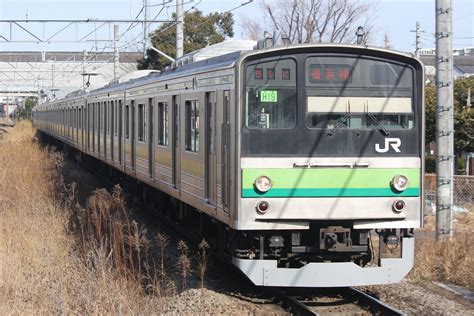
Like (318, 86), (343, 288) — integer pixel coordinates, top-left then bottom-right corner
(205, 91), (217, 206)
(111, 100), (115, 162)
(119, 100), (123, 165)
(172, 94), (181, 189)
(222, 90), (230, 213)
(148, 98), (154, 178)
(87, 103), (91, 152)
(99, 103), (103, 156)
(92, 103), (96, 153)
(83, 105), (86, 150)
(131, 100), (136, 171)
(104, 101), (108, 158)
(76, 106), (79, 145)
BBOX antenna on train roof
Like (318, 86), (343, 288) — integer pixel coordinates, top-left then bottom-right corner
(256, 30), (290, 50)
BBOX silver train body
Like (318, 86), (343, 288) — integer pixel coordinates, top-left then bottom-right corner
(33, 44), (424, 287)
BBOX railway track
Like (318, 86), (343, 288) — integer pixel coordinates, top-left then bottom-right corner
(272, 287), (406, 315)
(105, 164), (408, 316)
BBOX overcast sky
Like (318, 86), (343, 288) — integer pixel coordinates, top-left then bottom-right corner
(0, 0), (472, 53)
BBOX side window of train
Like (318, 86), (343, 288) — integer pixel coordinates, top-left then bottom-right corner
(158, 102), (168, 146)
(138, 103), (145, 142)
(185, 100), (199, 152)
(125, 105), (130, 139)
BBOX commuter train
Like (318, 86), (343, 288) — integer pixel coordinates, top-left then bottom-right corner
(33, 40), (424, 287)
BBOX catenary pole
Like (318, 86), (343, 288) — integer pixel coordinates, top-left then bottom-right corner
(143, 0), (149, 58)
(435, 0), (454, 240)
(114, 25), (119, 80)
(176, 0), (184, 59)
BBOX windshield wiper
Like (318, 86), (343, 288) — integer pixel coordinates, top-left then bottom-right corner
(365, 101), (390, 136)
(327, 100), (351, 136)
(367, 112), (390, 136)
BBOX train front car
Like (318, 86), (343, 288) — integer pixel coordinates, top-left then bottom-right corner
(233, 45), (424, 287)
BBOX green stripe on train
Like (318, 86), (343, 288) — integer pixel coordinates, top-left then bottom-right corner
(242, 187), (420, 197)
(242, 168), (420, 197)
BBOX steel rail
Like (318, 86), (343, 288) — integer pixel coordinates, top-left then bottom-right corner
(272, 291), (319, 316)
(346, 287), (406, 316)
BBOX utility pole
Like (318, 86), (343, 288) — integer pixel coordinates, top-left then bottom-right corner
(435, 0), (454, 240)
(114, 24), (119, 80)
(176, 0), (184, 59)
(410, 21), (422, 58)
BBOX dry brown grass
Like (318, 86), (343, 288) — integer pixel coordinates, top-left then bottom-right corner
(411, 212), (474, 291)
(0, 121), (166, 314)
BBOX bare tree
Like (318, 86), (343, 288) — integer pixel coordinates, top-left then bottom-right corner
(240, 17), (263, 41)
(246, 0), (375, 44)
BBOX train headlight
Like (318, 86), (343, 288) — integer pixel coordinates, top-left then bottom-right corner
(254, 176), (272, 193)
(391, 175), (409, 192)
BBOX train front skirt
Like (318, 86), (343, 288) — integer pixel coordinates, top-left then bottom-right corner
(233, 237), (414, 287)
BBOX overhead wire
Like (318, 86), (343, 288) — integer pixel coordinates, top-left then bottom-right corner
(149, 0), (202, 40)
(148, 0), (253, 41)
(454, 11), (474, 21)
(64, 0), (254, 85)
(67, 1), (177, 81)
(79, 1), (166, 66)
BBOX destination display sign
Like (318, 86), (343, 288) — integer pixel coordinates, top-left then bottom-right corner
(308, 64), (352, 83)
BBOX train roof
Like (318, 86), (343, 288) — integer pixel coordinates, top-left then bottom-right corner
(35, 42), (423, 109)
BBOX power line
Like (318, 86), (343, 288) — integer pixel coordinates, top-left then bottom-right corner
(454, 11), (474, 21)
(149, 0), (202, 40)
(76, 1), (172, 66)
(149, 0), (253, 41)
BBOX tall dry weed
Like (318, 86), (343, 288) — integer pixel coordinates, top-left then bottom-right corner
(0, 122), (164, 314)
(411, 233), (474, 290)
(177, 240), (192, 290)
(1, 122), (222, 314)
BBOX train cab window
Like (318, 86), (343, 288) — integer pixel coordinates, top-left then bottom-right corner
(138, 103), (146, 142)
(158, 102), (169, 146)
(244, 58), (296, 129)
(185, 100), (199, 152)
(305, 56), (415, 130)
(125, 105), (130, 139)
